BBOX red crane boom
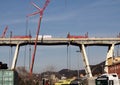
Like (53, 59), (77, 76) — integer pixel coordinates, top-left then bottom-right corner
(27, 0), (50, 75)
(1, 26), (8, 38)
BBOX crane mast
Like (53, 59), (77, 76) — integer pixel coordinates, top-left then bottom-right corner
(27, 0), (50, 75)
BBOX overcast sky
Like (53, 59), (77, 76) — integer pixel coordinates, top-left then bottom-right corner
(0, 0), (120, 73)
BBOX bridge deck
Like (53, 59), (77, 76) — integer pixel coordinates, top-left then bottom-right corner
(0, 38), (120, 46)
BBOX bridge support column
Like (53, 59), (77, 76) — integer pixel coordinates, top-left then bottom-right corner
(80, 44), (93, 77)
(11, 44), (20, 70)
(104, 44), (115, 73)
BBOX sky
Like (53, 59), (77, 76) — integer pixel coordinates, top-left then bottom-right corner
(0, 0), (120, 73)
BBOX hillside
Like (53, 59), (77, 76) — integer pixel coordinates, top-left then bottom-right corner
(40, 61), (105, 78)
(16, 61), (105, 85)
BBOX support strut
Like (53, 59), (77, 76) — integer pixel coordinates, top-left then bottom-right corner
(11, 44), (20, 70)
(104, 44), (115, 73)
(80, 44), (93, 77)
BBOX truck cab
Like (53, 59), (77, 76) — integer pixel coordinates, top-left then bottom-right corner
(95, 73), (119, 85)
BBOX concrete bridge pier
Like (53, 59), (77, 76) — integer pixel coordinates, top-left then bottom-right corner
(79, 44), (93, 78)
(104, 43), (115, 73)
(11, 43), (20, 70)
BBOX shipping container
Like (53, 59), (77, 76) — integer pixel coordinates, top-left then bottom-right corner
(0, 70), (18, 85)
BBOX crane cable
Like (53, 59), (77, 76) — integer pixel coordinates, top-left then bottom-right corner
(23, 17), (29, 69)
(29, 30), (32, 70)
(25, 17), (32, 70)
(9, 46), (13, 68)
(67, 45), (69, 70)
(9, 31), (13, 68)
(67, 42), (71, 71)
(24, 47), (26, 69)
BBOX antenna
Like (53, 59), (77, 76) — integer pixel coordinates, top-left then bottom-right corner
(27, 0), (50, 75)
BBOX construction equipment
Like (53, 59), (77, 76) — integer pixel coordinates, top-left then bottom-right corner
(27, 0), (50, 75)
(1, 26), (8, 38)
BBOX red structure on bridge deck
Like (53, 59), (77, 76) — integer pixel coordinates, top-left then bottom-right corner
(67, 32), (88, 38)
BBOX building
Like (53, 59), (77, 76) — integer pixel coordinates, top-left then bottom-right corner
(108, 56), (120, 78)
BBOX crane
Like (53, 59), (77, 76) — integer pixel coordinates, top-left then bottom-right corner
(27, 0), (50, 75)
(1, 26), (8, 38)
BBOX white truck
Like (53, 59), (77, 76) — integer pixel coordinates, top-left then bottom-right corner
(95, 73), (120, 85)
